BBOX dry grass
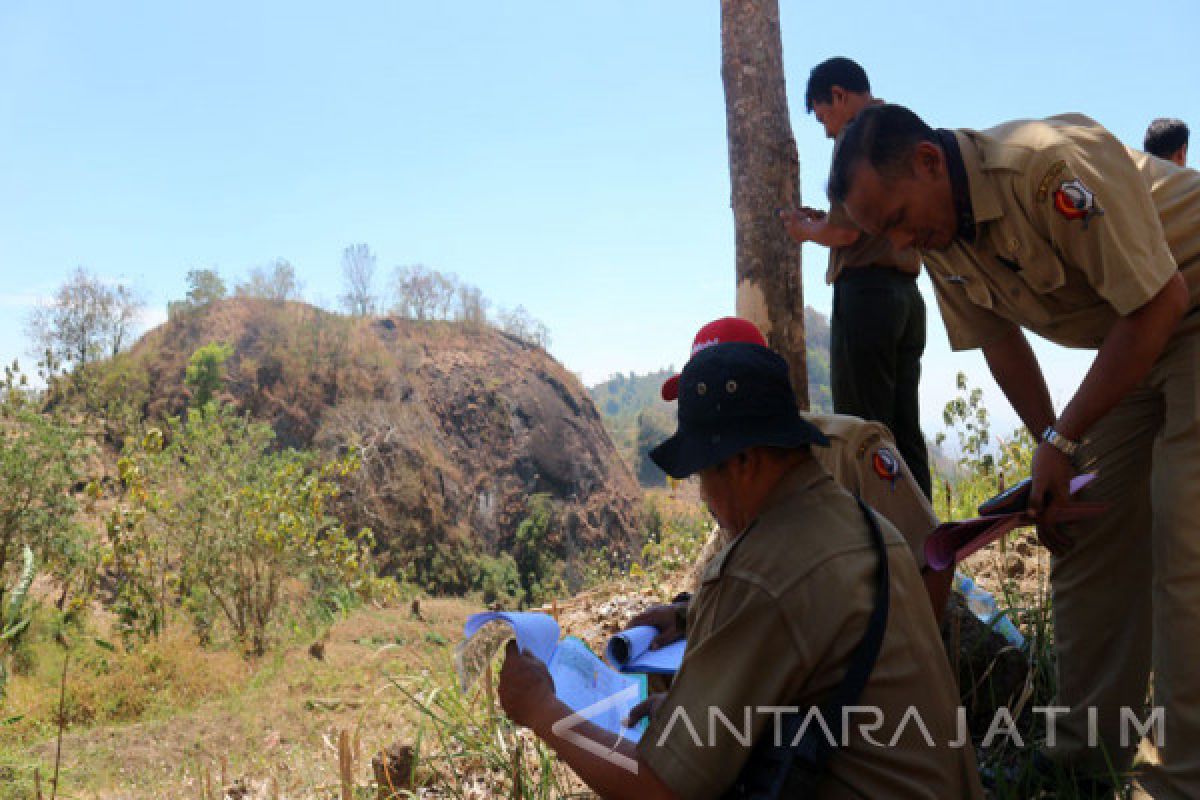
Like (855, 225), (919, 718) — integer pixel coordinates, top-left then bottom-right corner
(2, 516), (1146, 799)
(2, 598), (494, 799)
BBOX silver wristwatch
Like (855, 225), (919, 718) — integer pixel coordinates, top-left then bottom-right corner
(1041, 426), (1080, 458)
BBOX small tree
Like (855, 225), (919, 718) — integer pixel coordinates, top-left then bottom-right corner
(455, 283), (490, 329)
(935, 372), (1036, 520)
(338, 244), (378, 317)
(184, 343), (234, 408)
(169, 269), (226, 319)
(392, 264), (439, 321)
(497, 305), (551, 349)
(513, 494), (564, 604)
(432, 271), (457, 320)
(235, 259), (303, 303)
(27, 267), (145, 370)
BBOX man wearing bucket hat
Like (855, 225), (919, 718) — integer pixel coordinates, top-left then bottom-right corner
(497, 340), (982, 799)
(646, 317), (950, 631)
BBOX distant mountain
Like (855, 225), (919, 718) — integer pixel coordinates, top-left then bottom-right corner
(590, 308), (833, 486)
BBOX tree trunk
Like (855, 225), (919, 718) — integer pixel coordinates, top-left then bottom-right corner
(720, 0), (809, 409)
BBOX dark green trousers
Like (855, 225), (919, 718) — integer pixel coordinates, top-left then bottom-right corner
(831, 268), (931, 498)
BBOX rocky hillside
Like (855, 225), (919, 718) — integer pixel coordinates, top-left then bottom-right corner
(129, 298), (643, 593)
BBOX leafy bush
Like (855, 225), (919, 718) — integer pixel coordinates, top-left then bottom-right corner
(512, 494), (566, 606)
(184, 342), (234, 408)
(635, 492), (713, 585)
(110, 402), (385, 655)
(0, 365), (93, 614)
(474, 553), (523, 606)
(933, 372), (1036, 521)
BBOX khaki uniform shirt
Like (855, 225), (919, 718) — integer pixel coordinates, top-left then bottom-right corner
(688, 413), (937, 591)
(826, 202), (922, 284)
(639, 459), (983, 799)
(925, 113), (1200, 351)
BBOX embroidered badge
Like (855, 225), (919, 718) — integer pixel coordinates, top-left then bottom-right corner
(1036, 160), (1068, 201)
(1053, 178), (1105, 228)
(872, 447), (900, 489)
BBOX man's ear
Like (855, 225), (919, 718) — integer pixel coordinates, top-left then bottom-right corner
(830, 85), (846, 107)
(913, 141), (945, 180)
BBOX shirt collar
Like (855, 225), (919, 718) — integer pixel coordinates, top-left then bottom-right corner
(937, 128), (978, 242)
(758, 455), (830, 513)
(705, 456), (831, 582)
(946, 129), (1006, 229)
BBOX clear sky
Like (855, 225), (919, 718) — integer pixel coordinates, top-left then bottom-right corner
(1, 0), (1196, 438)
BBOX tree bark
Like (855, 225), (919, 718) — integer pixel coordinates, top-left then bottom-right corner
(720, 0), (809, 409)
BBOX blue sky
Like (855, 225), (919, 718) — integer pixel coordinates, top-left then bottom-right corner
(1, 0), (1195, 438)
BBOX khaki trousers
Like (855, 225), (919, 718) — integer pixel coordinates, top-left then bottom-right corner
(1047, 313), (1200, 796)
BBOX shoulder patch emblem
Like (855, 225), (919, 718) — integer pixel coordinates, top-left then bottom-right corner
(1053, 178), (1104, 228)
(872, 447), (899, 489)
(1036, 160), (1068, 201)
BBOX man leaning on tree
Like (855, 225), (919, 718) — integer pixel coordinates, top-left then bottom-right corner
(780, 57), (932, 499)
(829, 101), (1200, 798)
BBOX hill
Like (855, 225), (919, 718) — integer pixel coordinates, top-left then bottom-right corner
(128, 298), (643, 595)
(589, 307), (833, 485)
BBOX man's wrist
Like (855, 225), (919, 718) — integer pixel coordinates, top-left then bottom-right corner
(528, 697), (569, 737)
(1040, 426), (1080, 459)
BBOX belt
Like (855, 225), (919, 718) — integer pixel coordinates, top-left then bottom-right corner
(836, 267), (919, 283)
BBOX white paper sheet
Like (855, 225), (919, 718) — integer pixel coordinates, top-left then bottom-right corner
(458, 611), (648, 741)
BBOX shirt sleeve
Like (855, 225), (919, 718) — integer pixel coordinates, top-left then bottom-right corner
(1025, 130), (1178, 316)
(826, 201), (855, 228)
(636, 580), (812, 799)
(856, 445), (937, 569)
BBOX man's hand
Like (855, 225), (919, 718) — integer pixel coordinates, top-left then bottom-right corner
(779, 208), (827, 244)
(778, 207), (861, 248)
(1028, 441), (1076, 555)
(625, 692), (667, 728)
(628, 602), (688, 650)
(498, 640), (556, 731)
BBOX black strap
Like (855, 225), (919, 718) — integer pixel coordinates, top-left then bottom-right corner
(815, 497), (891, 755)
(723, 496), (891, 799)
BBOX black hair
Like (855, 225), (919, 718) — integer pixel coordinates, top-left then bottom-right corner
(827, 104), (937, 204)
(1144, 118), (1189, 160)
(804, 57), (870, 112)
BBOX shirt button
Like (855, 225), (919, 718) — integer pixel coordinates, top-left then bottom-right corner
(1008, 238), (1020, 253)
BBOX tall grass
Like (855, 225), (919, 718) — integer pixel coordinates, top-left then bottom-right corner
(383, 656), (586, 799)
(964, 540), (1135, 798)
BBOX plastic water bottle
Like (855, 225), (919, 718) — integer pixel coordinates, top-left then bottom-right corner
(953, 571), (1026, 649)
